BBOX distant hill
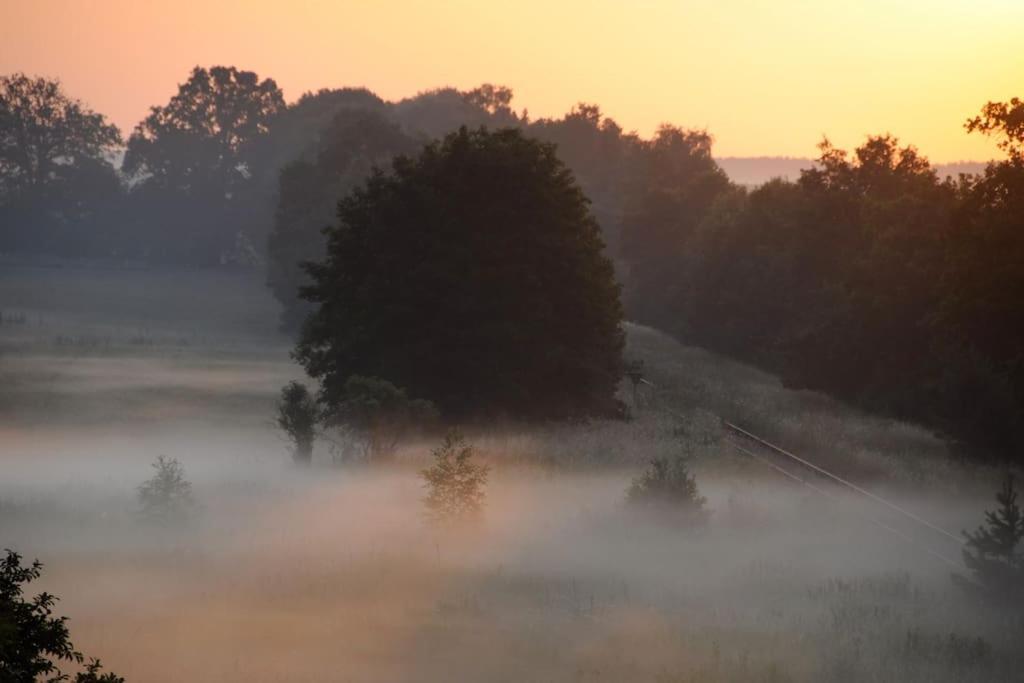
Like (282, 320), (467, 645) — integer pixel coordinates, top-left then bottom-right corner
(716, 157), (989, 187)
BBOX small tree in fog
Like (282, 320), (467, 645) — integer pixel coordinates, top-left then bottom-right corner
(327, 375), (437, 461)
(0, 550), (124, 682)
(627, 454), (708, 523)
(137, 456), (194, 521)
(955, 474), (1024, 604)
(421, 431), (489, 525)
(276, 381), (318, 465)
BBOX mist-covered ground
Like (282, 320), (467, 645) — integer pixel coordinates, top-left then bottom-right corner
(1, 264), (1020, 682)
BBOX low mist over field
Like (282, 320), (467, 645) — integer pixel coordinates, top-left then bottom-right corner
(3, 3), (1024, 680)
(2, 267), (1019, 682)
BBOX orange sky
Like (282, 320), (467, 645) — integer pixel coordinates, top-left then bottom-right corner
(2, 0), (1021, 162)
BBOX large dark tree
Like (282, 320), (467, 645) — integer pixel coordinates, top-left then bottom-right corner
(122, 66), (284, 262)
(0, 74), (122, 255)
(295, 127), (624, 419)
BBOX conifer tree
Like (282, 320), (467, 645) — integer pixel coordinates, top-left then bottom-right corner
(956, 475), (1024, 604)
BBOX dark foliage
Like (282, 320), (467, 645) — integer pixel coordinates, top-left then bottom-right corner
(137, 456), (194, 521)
(266, 109), (418, 330)
(0, 550), (123, 682)
(618, 124), (732, 322)
(0, 74), (122, 256)
(623, 101), (1024, 461)
(122, 66), (285, 263)
(276, 381), (319, 464)
(324, 375), (437, 461)
(295, 126), (625, 420)
(627, 454), (708, 523)
(954, 475), (1024, 605)
(5, 65), (1024, 462)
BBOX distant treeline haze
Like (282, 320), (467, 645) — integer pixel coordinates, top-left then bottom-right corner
(1, 68), (1021, 460)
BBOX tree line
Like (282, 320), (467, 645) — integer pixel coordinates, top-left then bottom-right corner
(623, 103), (1024, 462)
(2, 66), (1022, 460)
(0, 68), (641, 270)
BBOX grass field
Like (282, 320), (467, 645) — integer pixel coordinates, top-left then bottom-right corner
(1, 263), (1019, 682)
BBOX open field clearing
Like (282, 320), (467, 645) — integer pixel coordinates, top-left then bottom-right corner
(1, 265), (1019, 682)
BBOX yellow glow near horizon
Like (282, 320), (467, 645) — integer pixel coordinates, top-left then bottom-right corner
(2, 0), (1020, 162)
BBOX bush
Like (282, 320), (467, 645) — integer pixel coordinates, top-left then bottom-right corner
(421, 431), (489, 524)
(954, 474), (1024, 604)
(627, 454), (708, 523)
(0, 549), (124, 682)
(137, 456), (194, 521)
(326, 375), (437, 461)
(276, 381), (319, 465)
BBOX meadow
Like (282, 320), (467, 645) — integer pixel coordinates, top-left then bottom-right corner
(1, 263), (1020, 682)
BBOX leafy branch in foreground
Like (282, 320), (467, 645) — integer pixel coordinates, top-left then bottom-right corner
(0, 549), (124, 682)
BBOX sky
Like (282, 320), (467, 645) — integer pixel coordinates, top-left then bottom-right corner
(2, 0), (1021, 162)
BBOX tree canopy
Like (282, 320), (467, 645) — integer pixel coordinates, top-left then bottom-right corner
(124, 66), (284, 193)
(121, 66), (285, 263)
(0, 74), (122, 255)
(295, 126), (625, 419)
(621, 117), (1024, 460)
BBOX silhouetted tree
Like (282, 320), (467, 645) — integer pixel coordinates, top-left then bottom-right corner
(295, 127), (625, 419)
(955, 475), (1024, 604)
(123, 66), (284, 262)
(0, 74), (122, 255)
(0, 550), (124, 682)
(966, 96), (1024, 160)
(463, 84), (516, 118)
(276, 381), (318, 464)
(391, 87), (520, 140)
(935, 100), (1024, 454)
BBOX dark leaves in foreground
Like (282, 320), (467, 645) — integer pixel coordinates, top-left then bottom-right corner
(0, 549), (124, 682)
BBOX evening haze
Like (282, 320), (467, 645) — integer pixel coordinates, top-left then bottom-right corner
(3, 0), (1020, 162)
(5, 2), (1024, 681)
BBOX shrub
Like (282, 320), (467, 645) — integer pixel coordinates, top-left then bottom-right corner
(326, 375), (437, 461)
(627, 454), (708, 523)
(0, 549), (124, 682)
(421, 431), (489, 524)
(276, 381), (318, 465)
(954, 474), (1024, 604)
(137, 456), (194, 521)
